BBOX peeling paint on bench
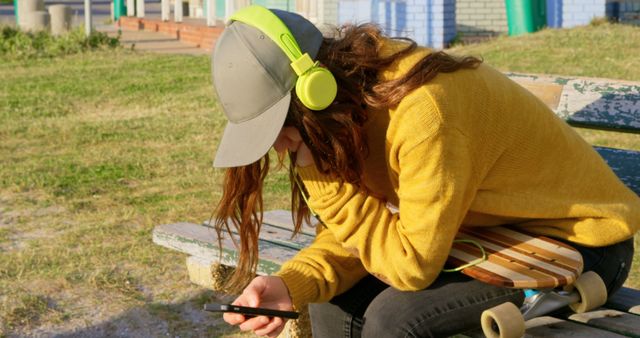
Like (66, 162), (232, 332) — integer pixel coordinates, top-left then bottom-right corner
(153, 211), (319, 276)
(568, 309), (640, 337)
(596, 146), (640, 196)
(154, 222), (283, 275)
(524, 316), (628, 337)
(604, 287), (640, 315)
(508, 73), (640, 133)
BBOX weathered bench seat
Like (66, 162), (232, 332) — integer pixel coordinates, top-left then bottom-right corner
(153, 210), (315, 279)
(154, 210), (640, 337)
(507, 73), (640, 134)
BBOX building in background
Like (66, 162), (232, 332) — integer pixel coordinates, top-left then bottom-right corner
(456, 0), (508, 41)
(338, 0), (457, 50)
(100, 0), (640, 48)
(205, 0), (456, 49)
(200, 0), (637, 47)
(456, 0), (640, 42)
(614, 0), (640, 25)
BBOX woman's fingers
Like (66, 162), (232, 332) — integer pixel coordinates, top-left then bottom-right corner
(241, 287), (261, 308)
(225, 312), (284, 336)
(238, 315), (270, 332)
(223, 296), (251, 325)
(221, 276), (294, 335)
(222, 312), (245, 325)
(253, 317), (285, 337)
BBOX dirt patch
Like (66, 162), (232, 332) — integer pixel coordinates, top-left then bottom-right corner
(0, 201), (67, 252)
(6, 287), (239, 338)
(0, 192), (252, 337)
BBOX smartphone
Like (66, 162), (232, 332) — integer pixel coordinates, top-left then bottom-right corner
(204, 303), (299, 319)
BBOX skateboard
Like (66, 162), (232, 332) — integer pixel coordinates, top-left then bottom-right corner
(447, 226), (608, 338)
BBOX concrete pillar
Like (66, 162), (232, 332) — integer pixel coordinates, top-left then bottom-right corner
(26, 10), (50, 31)
(20, 0), (45, 27)
(174, 0), (183, 22)
(206, 0), (216, 26)
(24, 0), (45, 13)
(18, 1), (25, 27)
(224, 0), (234, 21)
(84, 0), (92, 37)
(136, 0), (145, 17)
(49, 5), (72, 36)
(194, 0), (204, 18)
(189, 0), (205, 18)
(127, 0), (135, 16)
(162, 0), (170, 21)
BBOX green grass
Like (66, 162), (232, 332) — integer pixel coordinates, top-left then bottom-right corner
(0, 22), (639, 336)
(0, 49), (264, 336)
(449, 22), (640, 81)
(1, 26), (120, 60)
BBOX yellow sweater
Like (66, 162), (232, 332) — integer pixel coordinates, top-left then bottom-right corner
(275, 41), (640, 311)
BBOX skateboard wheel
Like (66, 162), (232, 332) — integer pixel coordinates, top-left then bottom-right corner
(568, 271), (608, 313)
(481, 302), (525, 338)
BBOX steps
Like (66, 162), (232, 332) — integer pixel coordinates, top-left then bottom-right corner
(118, 15), (224, 51)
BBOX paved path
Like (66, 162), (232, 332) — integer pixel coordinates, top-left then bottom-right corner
(100, 25), (210, 55)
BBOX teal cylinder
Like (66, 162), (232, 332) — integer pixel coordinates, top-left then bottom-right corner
(14, 0), (18, 25)
(113, 0), (127, 20)
(505, 0), (547, 36)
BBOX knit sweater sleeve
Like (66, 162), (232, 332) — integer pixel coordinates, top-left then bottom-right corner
(294, 122), (479, 292)
(274, 224), (368, 310)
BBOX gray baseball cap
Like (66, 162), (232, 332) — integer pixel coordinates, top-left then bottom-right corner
(212, 8), (324, 168)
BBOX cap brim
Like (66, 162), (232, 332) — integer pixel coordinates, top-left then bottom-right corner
(213, 93), (291, 167)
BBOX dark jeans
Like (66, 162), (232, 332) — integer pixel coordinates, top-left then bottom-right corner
(309, 238), (634, 338)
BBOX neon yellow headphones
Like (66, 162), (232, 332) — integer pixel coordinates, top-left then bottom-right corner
(231, 5), (337, 111)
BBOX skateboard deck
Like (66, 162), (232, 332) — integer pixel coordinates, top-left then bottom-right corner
(447, 227), (584, 289)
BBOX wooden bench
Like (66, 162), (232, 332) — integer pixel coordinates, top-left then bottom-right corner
(153, 73), (640, 337)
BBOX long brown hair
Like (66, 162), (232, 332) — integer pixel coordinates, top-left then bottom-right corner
(214, 24), (482, 292)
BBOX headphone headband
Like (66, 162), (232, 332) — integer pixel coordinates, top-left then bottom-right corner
(231, 5), (314, 75)
(229, 5), (337, 111)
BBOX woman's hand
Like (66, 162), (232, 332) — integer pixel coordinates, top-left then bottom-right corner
(223, 276), (294, 337)
(273, 127), (314, 167)
(295, 142), (314, 167)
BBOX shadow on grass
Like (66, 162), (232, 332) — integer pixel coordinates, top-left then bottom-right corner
(49, 290), (243, 338)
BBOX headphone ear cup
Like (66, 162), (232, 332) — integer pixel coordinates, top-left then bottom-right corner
(295, 67), (337, 111)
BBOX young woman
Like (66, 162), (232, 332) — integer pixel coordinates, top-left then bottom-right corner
(211, 6), (639, 338)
